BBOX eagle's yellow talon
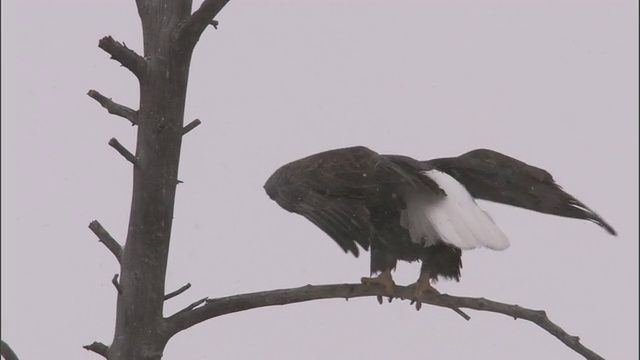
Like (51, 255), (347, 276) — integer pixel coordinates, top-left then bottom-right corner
(413, 271), (438, 297)
(361, 269), (396, 296)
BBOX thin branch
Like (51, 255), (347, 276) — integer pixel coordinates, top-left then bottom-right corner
(88, 220), (122, 263)
(112, 274), (123, 295)
(108, 138), (138, 167)
(173, 297), (209, 316)
(433, 293), (603, 360)
(1, 340), (19, 360)
(178, 0), (230, 50)
(165, 283), (604, 360)
(164, 283), (192, 301)
(82, 342), (108, 358)
(98, 36), (147, 80)
(182, 119), (201, 135)
(87, 90), (138, 126)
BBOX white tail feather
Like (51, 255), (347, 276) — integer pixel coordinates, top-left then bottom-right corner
(400, 169), (510, 251)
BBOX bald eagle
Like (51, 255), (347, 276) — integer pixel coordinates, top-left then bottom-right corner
(264, 146), (616, 295)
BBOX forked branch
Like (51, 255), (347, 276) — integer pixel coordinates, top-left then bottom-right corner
(165, 283), (604, 360)
(98, 36), (147, 80)
(178, 0), (230, 50)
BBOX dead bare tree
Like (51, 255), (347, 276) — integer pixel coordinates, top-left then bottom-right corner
(83, 1), (605, 360)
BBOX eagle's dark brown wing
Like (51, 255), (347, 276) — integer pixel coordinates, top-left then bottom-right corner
(264, 146), (443, 256)
(269, 184), (373, 255)
(424, 148), (617, 235)
(283, 146), (441, 197)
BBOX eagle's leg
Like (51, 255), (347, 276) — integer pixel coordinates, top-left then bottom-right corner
(363, 246), (398, 296)
(413, 271), (438, 297)
(361, 269), (396, 295)
(414, 243), (462, 298)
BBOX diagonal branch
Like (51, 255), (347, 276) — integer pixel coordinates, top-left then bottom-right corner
(1, 340), (19, 360)
(433, 293), (603, 360)
(173, 297), (209, 316)
(83, 342), (108, 358)
(177, 0), (230, 50)
(98, 36), (147, 80)
(164, 283), (192, 301)
(88, 220), (122, 263)
(87, 90), (138, 125)
(182, 119), (201, 135)
(108, 138), (138, 167)
(165, 283), (604, 360)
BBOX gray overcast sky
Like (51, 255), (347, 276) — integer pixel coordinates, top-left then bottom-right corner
(1, 0), (637, 359)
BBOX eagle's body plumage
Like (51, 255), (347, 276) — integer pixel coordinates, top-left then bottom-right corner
(264, 146), (616, 290)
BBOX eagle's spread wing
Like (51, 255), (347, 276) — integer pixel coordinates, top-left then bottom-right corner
(264, 146), (443, 256)
(425, 148), (617, 235)
(270, 184), (373, 255)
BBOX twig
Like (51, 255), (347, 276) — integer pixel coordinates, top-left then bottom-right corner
(83, 342), (108, 358)
(98, 36), (147, 80)
(88, 220), (122, 263)
(182, 119), (201, 135)
(112, 274), (123, 295)
(87, 90), (138, 126)
(433, 294), (603, 360)
(165, 283), (605, 360)
(108, 138), (138, 167)
(178, 0), (230, 50)
(173, 297), (208, 316)
(411, 285), (468, 318)
(1, 340), (19, 360)
(164, 283), (192, 301)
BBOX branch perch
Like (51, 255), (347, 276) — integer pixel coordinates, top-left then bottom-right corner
(165, 283), (604, 360)
(88, 220), (122, 263)
(87, 90), (138, 125)
(83, 342), (108, 358)
(108, 138), (138, 167)
(98, 36), (147, 80)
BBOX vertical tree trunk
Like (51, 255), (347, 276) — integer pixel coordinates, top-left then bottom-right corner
(108, 2), (194, 359)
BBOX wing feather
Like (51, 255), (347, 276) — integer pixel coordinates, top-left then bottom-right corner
(425, 149), (617, 235)
(269, 184), (373, 256)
